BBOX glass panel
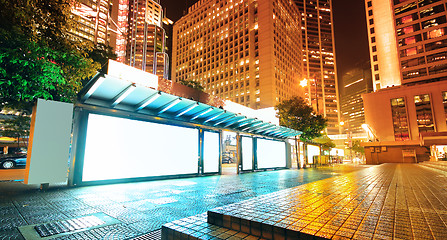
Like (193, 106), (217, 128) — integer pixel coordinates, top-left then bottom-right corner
(256, 139), (286, 169)
(203, 131), (220, 173)
(390, 98), (410, 141)
(241, 136), (253, 171)
(82, 114), (199, 181)
(414, 94), (434, 133)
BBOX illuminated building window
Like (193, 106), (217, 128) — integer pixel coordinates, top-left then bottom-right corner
(443, 92), (447, 125)
(402, 15), (413, 23)
(390, 98), (410, 141)
(427, 28), (445, 39)
(414, 94), (434, 133)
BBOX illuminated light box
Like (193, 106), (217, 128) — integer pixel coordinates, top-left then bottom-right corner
(82, 114), (199, 181)
(107, 60), (159, 89)
(307, 145), (320, 164)
(256, 139), (286, 169)
(241, 137), (253, 170)
(203, 131), (220, 173)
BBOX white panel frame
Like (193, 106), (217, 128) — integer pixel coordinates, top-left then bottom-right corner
(203, 131), (220, 173)
(26, 99), (74, 184)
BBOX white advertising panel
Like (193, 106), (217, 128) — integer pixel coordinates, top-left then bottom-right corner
(241, 137), (253, 170)
(82, 114), (199, 181)
(26, 99), (74, 185)
(307, 145), (320, 164)
(203, 131), (220, 173)
(256, 139), (286, 169)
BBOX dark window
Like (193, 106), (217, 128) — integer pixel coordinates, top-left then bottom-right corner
(373, 55), (378, 61)
(368, 9), (373, 16)
(367, 1), (372, 7)
(369, 18), (374, 25)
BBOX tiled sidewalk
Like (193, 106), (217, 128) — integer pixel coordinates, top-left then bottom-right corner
(162, 164), (447, 239)
(0, 165), (367, 240)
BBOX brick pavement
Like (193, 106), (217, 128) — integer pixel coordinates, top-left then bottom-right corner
(162, 163), (447, 239)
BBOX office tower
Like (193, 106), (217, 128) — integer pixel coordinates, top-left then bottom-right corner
(294, 0), (340, 135)
(172, 0), (303, 109)
(365, 0), (447, 90)
(70, 0), (117, 47)
(362, 0), (447, 164)
(116, 0), (170, 79)
(340, 65), (373, 134)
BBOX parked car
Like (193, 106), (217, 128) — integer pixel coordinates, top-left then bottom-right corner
(0, 154), (27, 169)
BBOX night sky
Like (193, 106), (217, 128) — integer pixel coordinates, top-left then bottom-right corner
(160, 0), (370, 85)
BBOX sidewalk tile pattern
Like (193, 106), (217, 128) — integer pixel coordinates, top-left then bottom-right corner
(0, 166), (365, 240)
(162, 163), (447, 239)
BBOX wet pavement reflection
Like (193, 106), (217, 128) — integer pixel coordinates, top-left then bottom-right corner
(0, 164), (368, 239)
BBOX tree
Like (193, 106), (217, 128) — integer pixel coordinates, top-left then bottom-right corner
(0, 0), (113, 110)
(177, 79), (205, 91)
(349, 140), (365, 155)
(275, 96), (328, 141)
(1, 113), (31, 149)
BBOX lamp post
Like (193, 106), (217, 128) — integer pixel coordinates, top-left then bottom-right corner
(340, 121), (353, 162)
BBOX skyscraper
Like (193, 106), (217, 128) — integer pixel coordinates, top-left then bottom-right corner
(365, 0), (447, 90)
(116, 0), (170, 79)
(171, 0), (303, 109)
(294, 0), (340, 135)
(70, 0), (117, 46)
(340, 65), (373, 134)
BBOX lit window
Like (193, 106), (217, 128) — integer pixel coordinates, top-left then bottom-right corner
(403, 26), (414, 34)
(428, 28), (444, 39)
(402, 15), (413, 23)
(404, 36), (416, 45)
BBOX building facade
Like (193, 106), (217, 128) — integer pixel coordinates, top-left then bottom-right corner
(363, 81), (447, 163)
(70, 0), (118, 47)
(363, 0), (447, 164)
(365, 0), (447, 90)
(171, 0), (303, 109)
(116, 0), (170, 79)
(340, 66), (373, 134)
(294, 0), (340, 135)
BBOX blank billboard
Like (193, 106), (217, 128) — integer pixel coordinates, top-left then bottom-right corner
(82, 114), (199, 181)
(256, 138), (286, 169)
(241, 137), (253, 170)
(203, 131), (220, 173)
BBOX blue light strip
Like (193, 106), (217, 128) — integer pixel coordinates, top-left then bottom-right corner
(191, 107), (213, 120)
(111, 84), (136, 107)
(136, 92), (161, 111)
(213, 114), (237, 126)
(176, 103), (199, 117)
(159, 98), (182, 114)
(204, 111), (226, 123)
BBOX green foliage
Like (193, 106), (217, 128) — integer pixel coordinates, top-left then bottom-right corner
(178, 79), (205, 91)
(0, 0), (112, 110)
(349, 140), (365, 154)
(314, 134), (336, 149)
(1, 113), (31, 148)
(275, 96), (328, 142)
